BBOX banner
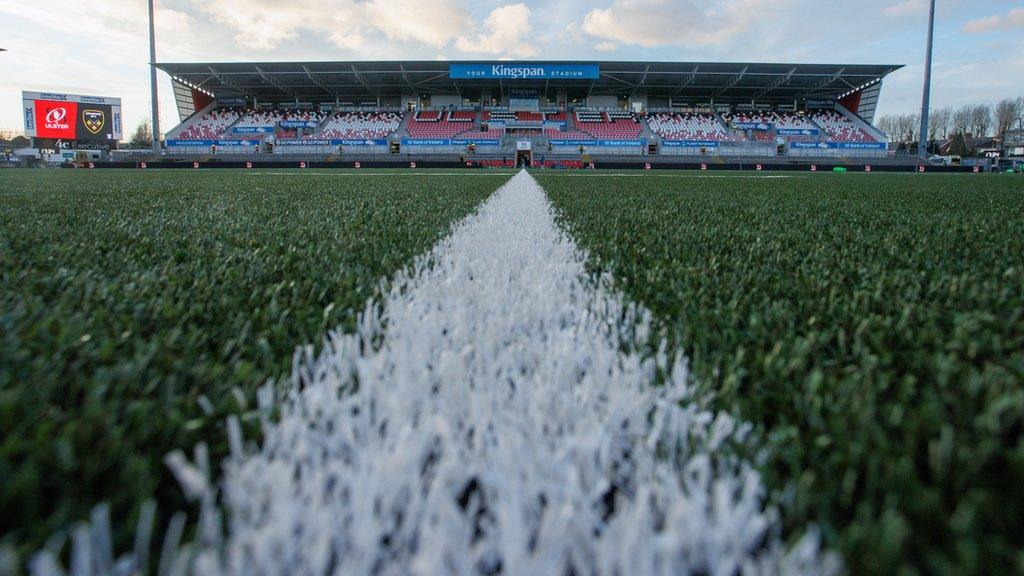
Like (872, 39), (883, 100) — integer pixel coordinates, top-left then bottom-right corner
(232, 127), (275, 134)
(401, 138), (501, 146)
(450, 63), (600, 80)
(279, 120), (319, 129)
(23, 91), (122, 140)
(510, 88), (539, 109)
(790, 141), (886, 150)
(732, 122), (773, 131)
(548, 139), (647, 147)
(777, 128), (819, 136)
(275, 138), (389, 146)
(661, 140), (721, 148)
(217, 97), (245, 107)
(166, 139), (259, 147)
(805, 99), (837, 109)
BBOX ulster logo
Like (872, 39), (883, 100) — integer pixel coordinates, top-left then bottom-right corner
(45, 106), (70, 130)
(82, 109), (105, 134)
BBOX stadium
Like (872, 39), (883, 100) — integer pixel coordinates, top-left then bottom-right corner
(147, 60), (899, 167)
(2, 2), (1024, 576)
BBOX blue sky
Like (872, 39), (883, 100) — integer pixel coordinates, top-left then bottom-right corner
(0, 0), (1021, 135)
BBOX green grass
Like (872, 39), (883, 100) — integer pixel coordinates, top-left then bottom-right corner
(538, 173), (1024, 576)
(0, 169), (508, 558)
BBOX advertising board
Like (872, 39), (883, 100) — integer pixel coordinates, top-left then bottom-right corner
(23, 91), (122, 141)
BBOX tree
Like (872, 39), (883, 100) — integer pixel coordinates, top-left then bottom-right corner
(993, 97), (1022, 138)
(952, 105), (973, 136)
(129, 120), (153, 148)
(929, 107), (952, 141)
(948, 132), (968, 156)
(970, 104), (992, 137)
(892, 113), (919, 144)
(876, 115), (898, 141)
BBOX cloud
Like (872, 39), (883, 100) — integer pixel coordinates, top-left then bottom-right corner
(188, 0), (470, 51)
(364, 0), (474, 47)
(0, 0), (191, 46)
(883, 0), (925, 17)
(964, 7), (1024, 34)
(581, 0), (771, 47)
(455, 4), (537, 57)
(595, 41), (617, 52)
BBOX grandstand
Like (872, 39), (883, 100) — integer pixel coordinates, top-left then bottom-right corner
(156, 60), (901, 161)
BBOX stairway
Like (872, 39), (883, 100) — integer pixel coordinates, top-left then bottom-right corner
(391, 110), (414, 140)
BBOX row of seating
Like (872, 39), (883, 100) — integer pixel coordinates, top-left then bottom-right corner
(406, 111), (471, 139)
(811, 111), (876, 142)
(647, 113), (736, 142)
(176, 108), (241, 140)
(318, 111), (401, 140)
(172, 106), (881, 145)
(574, 111), (642, 140)
(174, 108), (398, 141)
(449, 111), (476, 122)
(231, 110), (327, 131)
(483, 110), (517, 122)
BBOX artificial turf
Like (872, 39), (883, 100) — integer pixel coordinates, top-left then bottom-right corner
(0, 169), (508, 558)
(539, 172), (1024, 576)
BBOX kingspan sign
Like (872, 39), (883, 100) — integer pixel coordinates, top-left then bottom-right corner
(450, 63), (600, 80)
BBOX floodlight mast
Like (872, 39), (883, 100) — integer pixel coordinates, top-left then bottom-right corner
(918, 0), (936, 158)
(148, 0), (161, 152)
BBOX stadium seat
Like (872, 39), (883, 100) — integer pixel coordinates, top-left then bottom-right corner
(175, 108), (242, 140)
(317, 111), (401, 139)
(647, 112), (735, 142)
(231, 109), (326, 134)
(574, 110), (642, 139)
(811, 110), (877, 142)
(406, 111), (472, 139)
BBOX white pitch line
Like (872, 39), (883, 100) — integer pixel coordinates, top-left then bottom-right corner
(32, 171), (838, 576)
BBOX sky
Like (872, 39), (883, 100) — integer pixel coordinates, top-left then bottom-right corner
(0, 0), (1022, 136)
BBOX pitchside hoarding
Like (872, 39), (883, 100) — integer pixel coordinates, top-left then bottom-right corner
(790, 141), (887, 150)
(450, 63), (600, 80)
(23, 91), (123, 141)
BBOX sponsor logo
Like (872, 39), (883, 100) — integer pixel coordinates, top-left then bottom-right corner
(450, 63), (599, 80)
(40, 93), (69, 101)
(82, 109), (105, 134)
(44, 106), (70, 130)
(80, 96), (108, 104)
(25, 107), (34, 129)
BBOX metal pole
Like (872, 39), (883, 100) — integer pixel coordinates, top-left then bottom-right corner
(148, 0), (160, 152)
(918, 0), (936, 158)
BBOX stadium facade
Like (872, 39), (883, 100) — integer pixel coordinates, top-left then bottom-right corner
(152, 60), (902, 164)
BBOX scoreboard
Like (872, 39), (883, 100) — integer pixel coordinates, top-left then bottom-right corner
(23, 91), (123, 142)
